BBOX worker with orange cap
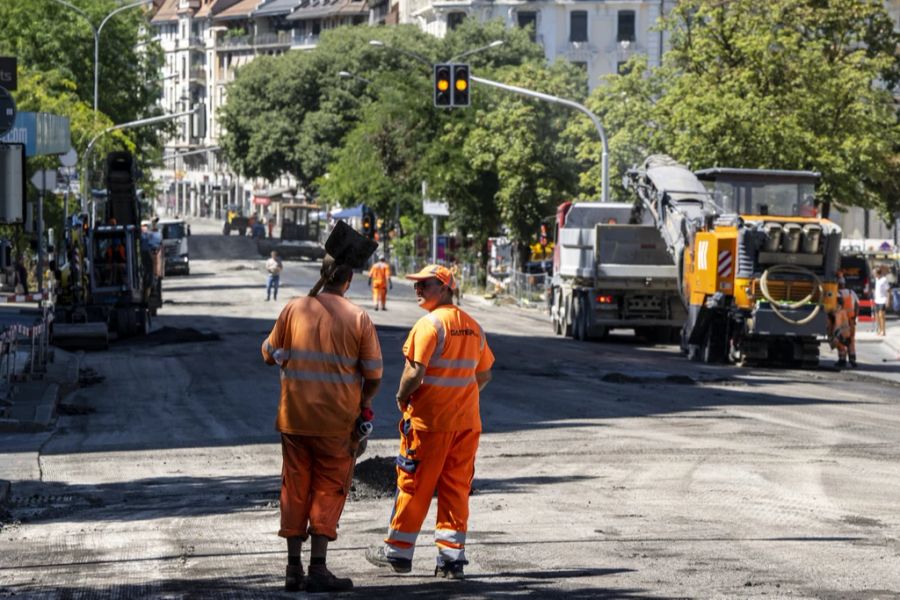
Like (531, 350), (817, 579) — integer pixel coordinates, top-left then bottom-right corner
(366, 264), (494, 580)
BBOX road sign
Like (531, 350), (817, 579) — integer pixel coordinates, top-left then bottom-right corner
(0, 86), (16, 137)
(30, 169), (57, 192)
(0, 57), (15, 91)
(423, 200), (449, 216)
(59, 148), (77, 167)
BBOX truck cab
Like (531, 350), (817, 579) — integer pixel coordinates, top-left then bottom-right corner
(158, 218), (190, 275)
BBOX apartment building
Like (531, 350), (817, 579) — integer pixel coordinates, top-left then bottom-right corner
(148, 0), (900, 221)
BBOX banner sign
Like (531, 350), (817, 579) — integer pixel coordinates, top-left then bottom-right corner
(0, 111), (71, 157)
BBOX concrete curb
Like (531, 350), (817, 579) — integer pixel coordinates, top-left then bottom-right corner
(0, 349), (82, 433)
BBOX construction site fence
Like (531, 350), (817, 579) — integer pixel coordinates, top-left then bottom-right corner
(0, 302), (54, 395)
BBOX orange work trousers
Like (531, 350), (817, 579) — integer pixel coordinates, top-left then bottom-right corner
(384, 421), (480, 565)
(279, 433), (354, 541)
(372, 285), (387, 307)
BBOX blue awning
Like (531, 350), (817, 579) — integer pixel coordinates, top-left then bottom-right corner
(331, 205), (363, 219)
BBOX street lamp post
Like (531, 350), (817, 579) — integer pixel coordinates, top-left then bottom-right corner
(49, 0), (152, 113)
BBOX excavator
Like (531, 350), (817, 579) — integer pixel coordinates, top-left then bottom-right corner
(53, 152), (161, 349)
(625, 155), (842, 366)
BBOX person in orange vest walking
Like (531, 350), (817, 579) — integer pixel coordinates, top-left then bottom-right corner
(262, 255), (383, 593)
(365, 264), (494, 580)
(368, 255), (392, 311)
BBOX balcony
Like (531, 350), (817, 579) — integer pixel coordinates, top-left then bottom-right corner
(217, 34), (253, 49)
(292, 33), (320, 49)
(189, 66), (206, 83)
(255, 31), (293, 48)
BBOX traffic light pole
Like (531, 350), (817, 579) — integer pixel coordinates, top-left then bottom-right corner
(471, 76), (610, 204)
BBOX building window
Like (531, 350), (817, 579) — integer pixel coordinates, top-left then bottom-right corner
(570, 11), (588, 43)
(517, 11), (537, 41)
(617, 10), (635, 42)
(447, 12), (466, 31)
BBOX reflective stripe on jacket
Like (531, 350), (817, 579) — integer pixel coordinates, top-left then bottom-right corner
(402, 305), (494, 432)
(262, 293), (382, 436)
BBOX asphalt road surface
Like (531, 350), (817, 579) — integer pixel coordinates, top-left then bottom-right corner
(1, 223), (899, 599)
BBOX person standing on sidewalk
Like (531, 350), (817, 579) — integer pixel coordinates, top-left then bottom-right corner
(367, 256), (392, 311)
(262, 256), (383, 592)
(874, 266), (890, 336)
(366, 264), (494, 580)
(266, 251), (283, 301)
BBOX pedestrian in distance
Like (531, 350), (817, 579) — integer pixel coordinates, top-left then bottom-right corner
(366, 264), (494, 581)
(449, 259), (461, 306)
(368, 256), (392, 311)
(831, 273), (860, 368)
(266, 251), (283, 301)
(262, 255), (383, 593)
(873, 266), (890, 336)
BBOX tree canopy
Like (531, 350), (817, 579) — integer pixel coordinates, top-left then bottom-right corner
(575, 0), (900, 217)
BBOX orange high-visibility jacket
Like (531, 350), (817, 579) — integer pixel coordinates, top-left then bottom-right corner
(262, 293), (383, 436)
(369, 261), (391, 288)
(838, 288), (859, 320)
(402, 305), (494, 432)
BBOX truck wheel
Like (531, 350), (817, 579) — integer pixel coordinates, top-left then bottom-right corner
(701, 318), (729, 364)
(552, 289), (563, 335)
(573, 293), (589, 341)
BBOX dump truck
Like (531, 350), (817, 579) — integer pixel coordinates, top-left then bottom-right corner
(257, 203), (326, 260)
(159, 218), (190, 275)
(548, 201), (687, 342)
(625, 155), (842, 366)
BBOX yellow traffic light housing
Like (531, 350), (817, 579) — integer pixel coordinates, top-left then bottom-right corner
(434, 64), (452, 107)
(452, 64), (470, 107)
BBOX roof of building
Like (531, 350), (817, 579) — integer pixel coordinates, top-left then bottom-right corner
(194, 0), (218, 18)
(287, 0), (367, 20)
(253, 0), (304, 17)
(213, 0), (262, 20)
(150, 0), (179, 23)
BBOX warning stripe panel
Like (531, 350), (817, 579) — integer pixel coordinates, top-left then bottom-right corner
(717, 251), (733, 278)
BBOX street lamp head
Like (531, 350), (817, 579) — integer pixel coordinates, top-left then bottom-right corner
(369, 40), (385, 48)
(338, 71), (352, 78)
(489, 40), (504, 48)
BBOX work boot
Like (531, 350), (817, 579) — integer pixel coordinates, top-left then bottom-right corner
(849, 354), (858, 368)
(836, 358), (847, 368)
(365, 545), (412, 573)
(284, 565), (305, 592)
(306, 565), (353, 593)
(435, 560), (466, 580)
(374, 305), (379, 311)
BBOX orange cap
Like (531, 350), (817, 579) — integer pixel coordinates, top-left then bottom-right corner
(406, 264), (457, 290)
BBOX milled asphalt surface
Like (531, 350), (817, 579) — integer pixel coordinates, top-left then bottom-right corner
(0, 217), (898, 599)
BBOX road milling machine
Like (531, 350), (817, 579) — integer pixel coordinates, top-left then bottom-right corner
(625, 155), (842, 366)
(53, 152), (162, 349)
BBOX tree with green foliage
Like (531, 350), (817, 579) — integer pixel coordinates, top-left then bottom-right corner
(0, 0), (167, 191)
(575, 0), (900, 218)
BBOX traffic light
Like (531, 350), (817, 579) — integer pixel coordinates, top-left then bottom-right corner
(190, 102), (207, 139)
(361, 207), (376, 239)
(434, 64), (452, 107)
(452, 64), (470, 107)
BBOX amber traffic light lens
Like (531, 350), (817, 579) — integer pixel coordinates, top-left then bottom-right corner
(455, 79), (468, 92)
(437, 79), (450, 92)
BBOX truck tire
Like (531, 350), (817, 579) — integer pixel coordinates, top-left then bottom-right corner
(552, 289), (563, 335)
(573, 293), (589, 341)
(701, 317), (729, 364)
(563, 294), (573, 337)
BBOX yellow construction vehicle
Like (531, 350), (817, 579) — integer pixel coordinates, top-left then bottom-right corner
(626, 155), (841, 366)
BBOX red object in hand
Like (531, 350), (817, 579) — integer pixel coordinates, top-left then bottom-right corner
(361, 407), (375, 422)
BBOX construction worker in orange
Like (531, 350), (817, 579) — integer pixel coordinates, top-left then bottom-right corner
(832, 272), (860, 368)
(262, 255), (382, 593)
(367, 255), (392, 311)
(365, 264), (494, 580)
